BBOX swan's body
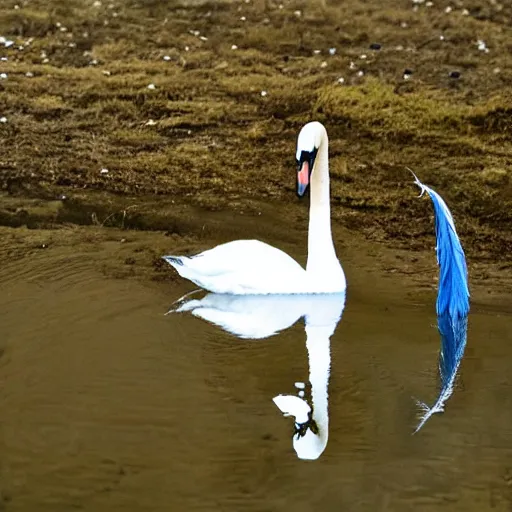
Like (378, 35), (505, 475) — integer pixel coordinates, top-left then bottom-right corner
(163, 122), (346, 295)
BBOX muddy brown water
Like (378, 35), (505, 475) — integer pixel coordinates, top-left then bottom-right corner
(1, 213), (512, 512)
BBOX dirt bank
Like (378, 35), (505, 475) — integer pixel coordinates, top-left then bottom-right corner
(0, 0), (511, 282)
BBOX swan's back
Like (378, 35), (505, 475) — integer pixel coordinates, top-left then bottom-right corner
(164, 240), (308, 294)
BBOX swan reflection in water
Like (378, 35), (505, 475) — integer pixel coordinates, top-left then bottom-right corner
(171, 292), (346, 460)
(411, 172), (470, 433)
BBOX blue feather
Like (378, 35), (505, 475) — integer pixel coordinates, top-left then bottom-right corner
(410, 170), (470, 433)
(410, 171), (470, 319)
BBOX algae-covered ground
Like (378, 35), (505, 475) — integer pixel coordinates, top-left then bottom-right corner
(0, 0), (511, 279)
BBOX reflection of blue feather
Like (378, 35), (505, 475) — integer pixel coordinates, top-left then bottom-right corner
(414, 312), (468, 433)
(438, 312), (468, 388)
(410, 171), (470, 433)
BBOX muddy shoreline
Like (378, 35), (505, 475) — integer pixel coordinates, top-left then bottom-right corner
(0, 0), (511, 294)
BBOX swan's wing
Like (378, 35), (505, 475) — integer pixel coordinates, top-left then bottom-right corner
(165, 240), (305, 275)
(163, 240), (307, 294)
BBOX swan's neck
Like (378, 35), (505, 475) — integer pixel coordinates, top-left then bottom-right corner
(304, 324), (332, 452)
(306, 139), (338, 276)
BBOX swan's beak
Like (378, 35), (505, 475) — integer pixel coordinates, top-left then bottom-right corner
(297, 160), (310, 197)
(297, 149), (316, 197)
(296, 149), (317, 197)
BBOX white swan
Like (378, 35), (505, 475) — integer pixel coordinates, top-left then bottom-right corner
(172, 292), (345, 460)
(163, 121), (346, 294)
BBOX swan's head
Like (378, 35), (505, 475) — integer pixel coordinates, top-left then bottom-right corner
(295, 121), (327, 197)
(273, 394), (327, 460)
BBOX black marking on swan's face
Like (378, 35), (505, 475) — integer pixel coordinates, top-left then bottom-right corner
(296, 148), (318, 197)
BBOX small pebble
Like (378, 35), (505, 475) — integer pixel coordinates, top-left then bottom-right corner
(199, 36), (208, 41)
(147, 83), (156, 90)
(294, 382), (306, 389)
(445, 6), (452, 13)
(328, 47), (336, 55)
(357, 70), (364, 77)
(102, 70), (111, 76)
(360, 54), (367, 59)
(439, 35), (445, 41)
(163, 55), (171, 61)
(369, 42), (381, 50)
(403, 68), (413, 80)
(240, 16), (246, 21)
(231, 44), (238, 50)
(100, 168), (109, 174)
(0, 116), (7, 123)
(493, 67), (501, 74)
(401, 21), (408, 28)
(4, 40), (14, 48)
(313, 49), (321, 55)
(260, 90), (267, 97)
(320, 61), (327, 68)
(476, 39), (489, 52)
(462, 8), (469, 15)
(0, 73), (7, 79)
(337, 77), (345, 84)
(145, 119), (157, 126)
(42, 58), (49, 63)
(25, 71), (34, 77)
(426, 1), (433, 6)
(93, 0), (102, 6)
(349, 61), (356, 69)
(184, 46), (189, 51)
(449, 70), (460, 78)
(294, 10), (302, 16)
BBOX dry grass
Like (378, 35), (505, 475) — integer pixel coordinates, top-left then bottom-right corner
(0, 0), (511, 258)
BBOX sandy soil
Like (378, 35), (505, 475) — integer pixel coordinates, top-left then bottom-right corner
(0, 0), (511, 292)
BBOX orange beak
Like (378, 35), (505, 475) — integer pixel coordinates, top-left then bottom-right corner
(297, 160), (310, 197)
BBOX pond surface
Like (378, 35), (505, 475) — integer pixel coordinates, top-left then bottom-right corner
(1, 231), (512, 512)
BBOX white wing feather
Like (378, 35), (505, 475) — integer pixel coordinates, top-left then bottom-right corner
(164, 240), (308, 295)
